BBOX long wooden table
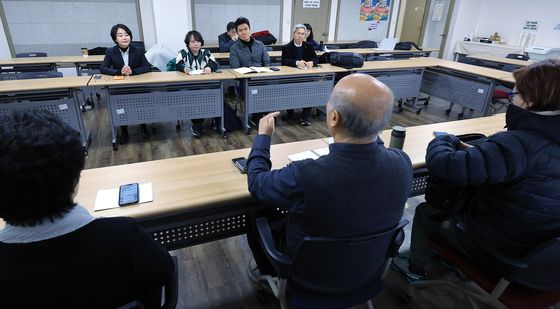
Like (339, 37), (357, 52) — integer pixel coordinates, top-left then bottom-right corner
(0, 114), (506, 249)
(0, 55), (105, 75)
(88, 70), (237, 149)
(231, 64), (348, 134)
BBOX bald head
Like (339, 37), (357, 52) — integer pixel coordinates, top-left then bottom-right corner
(327, 74), (394, 139)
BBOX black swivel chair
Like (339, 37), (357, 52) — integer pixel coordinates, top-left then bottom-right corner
(255, 218), (408, 309)
(407, 225), (560, 309)
(115, 256), (179, 309)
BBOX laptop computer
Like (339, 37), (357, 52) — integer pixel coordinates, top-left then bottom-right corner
(375, 37), (399, 50)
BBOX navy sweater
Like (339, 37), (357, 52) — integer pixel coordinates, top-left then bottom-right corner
(248, 135), (412, 255)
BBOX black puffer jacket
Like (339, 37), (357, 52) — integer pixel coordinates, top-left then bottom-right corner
(426, 104), (560, 257)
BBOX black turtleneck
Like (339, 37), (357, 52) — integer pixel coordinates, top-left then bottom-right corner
(240, 37), (254, 53)
(118, 45), (129, 53)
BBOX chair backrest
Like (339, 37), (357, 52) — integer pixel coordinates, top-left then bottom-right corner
(506, 53), (529, 61)
(15, 52), (47, 58)
(516, 237), (560, 290)
(288, 220), (408, 294)
(349, 40), (378, 49)
(458, 57), (485, 67)
(131, 41), (145, 51)
(88, 47), (108, 55)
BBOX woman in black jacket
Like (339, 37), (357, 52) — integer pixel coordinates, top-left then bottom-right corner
(395, 59), (560, 280)
(100, 23), (152, 144)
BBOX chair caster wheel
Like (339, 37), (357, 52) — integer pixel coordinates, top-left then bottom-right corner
(246, 128), (252, 135)
(416, 109), (422, 115)
(112, 143), (118, 151)
(445, 109), (451, 114)
(222, 132), (228, 139)
(458, 113), (464, 119)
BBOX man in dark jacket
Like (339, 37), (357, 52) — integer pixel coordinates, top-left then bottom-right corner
(245, 74), (413, 278)
(395, 59), (560, 280)
(218, 22), (238, 52)
(281, 24), (319, 125)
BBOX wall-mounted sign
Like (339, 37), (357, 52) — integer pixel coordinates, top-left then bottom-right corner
(523, 20), (540, 31)
(360, 0), (391, 22)
(303, 0), (320, 8)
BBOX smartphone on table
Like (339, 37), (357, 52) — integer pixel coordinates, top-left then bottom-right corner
(118, 183), (139, 206)
(232, 157), (247, 174)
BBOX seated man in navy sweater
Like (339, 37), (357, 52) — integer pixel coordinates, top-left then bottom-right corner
(0, 110), (174, 308)
(245, 73), (413, 278)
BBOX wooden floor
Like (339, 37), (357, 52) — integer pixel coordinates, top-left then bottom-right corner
(82, 93), (501, 309)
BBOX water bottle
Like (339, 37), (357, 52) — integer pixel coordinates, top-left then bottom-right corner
(389, 126), (406, 150)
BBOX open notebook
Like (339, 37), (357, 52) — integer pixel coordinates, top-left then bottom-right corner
(234, 67), (273, 74)
(288, 147), (330, 161)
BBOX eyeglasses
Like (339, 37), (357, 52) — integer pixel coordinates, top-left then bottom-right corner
(507, 91), (519, 99)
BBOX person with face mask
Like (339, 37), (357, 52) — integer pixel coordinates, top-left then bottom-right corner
(393, 59), (560, 281)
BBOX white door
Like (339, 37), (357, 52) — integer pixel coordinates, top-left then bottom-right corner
(420, 0), (454, 58)
(292, 0), (331, 43)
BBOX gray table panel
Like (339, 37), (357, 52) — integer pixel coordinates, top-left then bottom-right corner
(357, 69), (423, 99)
(0, 89), (89, 153)
(421, 68), (494, 115)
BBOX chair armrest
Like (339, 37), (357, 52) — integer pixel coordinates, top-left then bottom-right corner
(255, 217), (293, 267)
(387, 220), (409, 257)
(162, 256), (179, 309)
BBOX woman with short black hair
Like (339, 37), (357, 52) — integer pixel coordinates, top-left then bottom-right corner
(100, 23), (153, 144)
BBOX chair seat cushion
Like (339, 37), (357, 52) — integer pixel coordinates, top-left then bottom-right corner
(493, 89), (509, 99)
(286, 277), (383, 309)
(429, 236), (560, 309)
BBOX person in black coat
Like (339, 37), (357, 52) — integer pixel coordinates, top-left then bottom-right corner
(281, 24), (318, 126)
(100, 23), (152, 144)
(0, 110), (174, 308)
(393, 59), (560, 281)
(218, 21), (238, 52)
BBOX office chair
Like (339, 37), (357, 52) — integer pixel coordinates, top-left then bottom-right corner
(115, 256), (179, 309)
(255, 217), (408, 309)
(407, 225), (560, 309)
(16, 52), (47, 58)
(506, 53), (530, 61)
(131, 41), (146, 51)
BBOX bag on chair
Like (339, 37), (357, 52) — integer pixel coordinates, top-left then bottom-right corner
(329, 52), (364, 69)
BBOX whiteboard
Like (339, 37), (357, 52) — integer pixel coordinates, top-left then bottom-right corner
(2, 0), (141, 56)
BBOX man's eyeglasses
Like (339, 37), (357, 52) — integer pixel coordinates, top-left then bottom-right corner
(507, 91), (519, 99)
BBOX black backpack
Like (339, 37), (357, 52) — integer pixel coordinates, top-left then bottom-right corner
(394, 41), (422, 51)
(329, 52), (364, 69)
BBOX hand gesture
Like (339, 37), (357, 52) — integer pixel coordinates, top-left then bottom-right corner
(203, 67), (212, 74)
(258, 112), (280, 136)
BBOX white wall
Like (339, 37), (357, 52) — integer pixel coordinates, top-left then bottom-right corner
(138, 0), (156, 49)
(0, 15), (11, 58)
(444, 0), (560, 60)
(151, 0), (191, 54)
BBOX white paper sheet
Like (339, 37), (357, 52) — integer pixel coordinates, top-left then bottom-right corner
(94, 182), (153, 211)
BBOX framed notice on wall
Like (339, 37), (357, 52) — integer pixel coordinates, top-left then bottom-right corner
(303, 0), (320, 8)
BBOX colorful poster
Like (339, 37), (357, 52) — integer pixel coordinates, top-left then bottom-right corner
(360, 0), (391, 22)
